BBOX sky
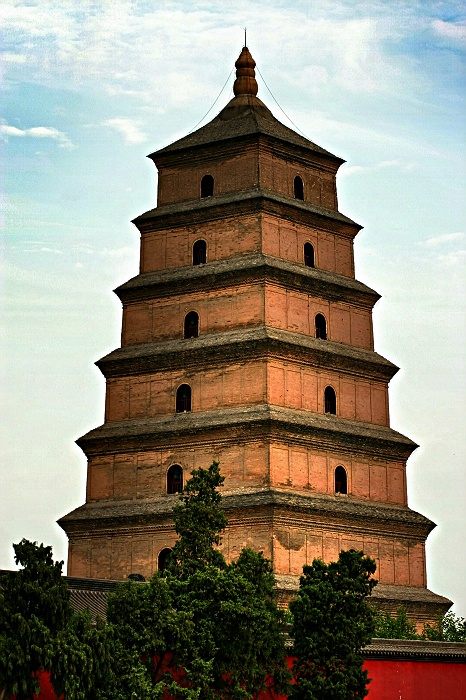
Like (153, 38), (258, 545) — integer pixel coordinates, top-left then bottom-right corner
(1, 1), (465, 615)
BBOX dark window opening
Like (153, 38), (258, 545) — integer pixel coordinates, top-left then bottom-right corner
(315, 313), (327, 340)
(294, 175), (304, 200)
(127, 573), (146, 582)
(167, 464), (183, 494)
(335, 466), (347, 494)
(184, 311), (199, 339)
(193, 239), (206, 265)
(324, 386), (337, 415)
(158, 548), (172, 572)
(176, 384), (192, 413)
(201, 174), (214, 198)
(304, 242), (314, 268)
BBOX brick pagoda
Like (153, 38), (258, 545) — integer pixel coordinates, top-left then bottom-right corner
(59, 47), (450, 624)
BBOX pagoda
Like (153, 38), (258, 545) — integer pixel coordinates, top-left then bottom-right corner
(59, 47), (450, 624)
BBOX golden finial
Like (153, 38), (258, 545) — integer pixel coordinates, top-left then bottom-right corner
(233, 45), (258, 97)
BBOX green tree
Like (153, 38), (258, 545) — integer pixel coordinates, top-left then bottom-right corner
(289, 549), (377, 700)
(169, 461), (227, 577)
(169, 549), (290, 699)
(167, 462), (289, 698)
(0, 539), (111, 700)
(422, 611), (466, 642)
(103, 572), (194, 700)
(48, 611), (111, 700)
(373, 606), (418, 640)
(0, 539), (73, 699)
(105, 462), (290, 699)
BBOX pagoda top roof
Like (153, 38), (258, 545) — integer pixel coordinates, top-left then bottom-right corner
(151, 47), (343, 164)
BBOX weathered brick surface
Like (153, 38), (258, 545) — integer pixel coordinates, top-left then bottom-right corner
(122, 282), (372, 349)
(104, 361), (267, 421)
(261, 214), (353, 274)
(122, 283), (263, 345)
(141, 214), (261, 272)
(157, 148), (260, 206)
(156, 142), (338, 212)
(141, 211), (354, 277)
(66, 521), (425, 585)
(60, 78), (445, 624)
(86, 442), (270, 502)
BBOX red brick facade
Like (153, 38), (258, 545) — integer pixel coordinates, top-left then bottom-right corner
(59, 47), (450, 624)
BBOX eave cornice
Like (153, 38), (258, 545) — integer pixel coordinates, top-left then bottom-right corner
(132, 189), (361, 238)
(115, 253), (380, 308)
(58, 486), (432, 539)
(96, 327), (398, 382)
(151, 132), (344, 174)
(76, 404), (417, 460)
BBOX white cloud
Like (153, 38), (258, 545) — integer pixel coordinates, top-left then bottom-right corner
(98, 246), (137, 258)
(0, 122), (74, 149)
(102, 118), (147, 145)
(0, 0), (436, 113)
(339, 159), (413, 177)
(72, 243), (95, 255)
(1, 52), (28, 64)
(339, 165), (365, 177)
(425, 232), (465, 247)
(437, 250), (466, 266)
(432, 19), (466, 43)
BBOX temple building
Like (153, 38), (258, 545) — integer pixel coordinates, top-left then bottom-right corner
(59, 47), (450, 624)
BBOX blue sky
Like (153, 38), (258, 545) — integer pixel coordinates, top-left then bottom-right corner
(1, 1), (465, 615)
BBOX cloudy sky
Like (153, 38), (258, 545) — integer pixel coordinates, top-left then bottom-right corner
(1, 1), (465, 615)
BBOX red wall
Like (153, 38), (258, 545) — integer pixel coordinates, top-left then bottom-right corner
(364, 659), (466, 699)
(9, 659), (466, 700)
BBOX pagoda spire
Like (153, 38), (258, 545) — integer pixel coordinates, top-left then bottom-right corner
(233, 46), (258, 97)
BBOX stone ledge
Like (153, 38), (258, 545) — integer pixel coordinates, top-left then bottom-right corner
(59, 486), (432, 534)
(76, 405), (416, 460)
(115, 252), (378, 307)
(96, 326), (398, 381)
(364, 638), (466, 661)
(275, 577), (450, 608)
(133, 188), (358, 231)
(275, 575), (452, 621)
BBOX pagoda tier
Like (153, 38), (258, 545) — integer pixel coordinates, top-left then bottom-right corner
(59, 47), (450, 624)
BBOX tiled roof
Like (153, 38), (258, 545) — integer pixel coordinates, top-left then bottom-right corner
(69, 588), (108, 620)
(365, 638), (466, 661)
(151, 94), (343, 163)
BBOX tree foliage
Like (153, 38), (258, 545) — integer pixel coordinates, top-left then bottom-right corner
(421, 611), (466, 642)
(106, 461), (290, 699)
(289, 549), (377, 700)
(373, 606), (418, 640)
(0, 539), (73, 699)
(373, 606), (466, 642)
(48, 611), (110, 700)
(169, 461), (228, 576)
(103, 572), (189, 699)
(0, 539), (109, 700)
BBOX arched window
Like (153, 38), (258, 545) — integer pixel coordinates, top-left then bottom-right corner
(167, 464), (183, 494)
(315, 313), (327, 340)
(158, 548), (172, 572)
(184, 311), (199, 339)
(304, 242), (314, 268)
(324, 386), (337, 415)
(176, 384), (192, 413)
(335, 466), (347, 494)
(127, 573), (146, 582)
(200, 174), (214, 198)
(294, 175), (304, 200)
(193, 239), (206, 265)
